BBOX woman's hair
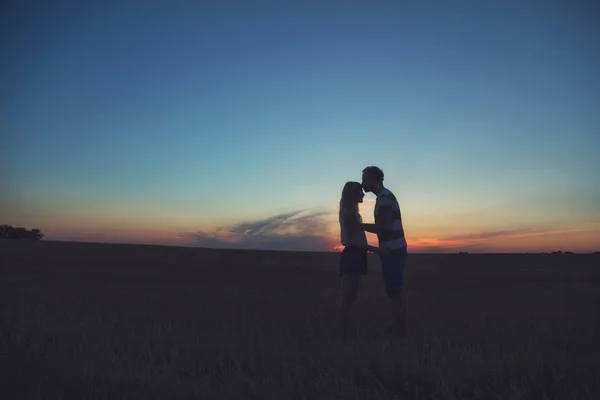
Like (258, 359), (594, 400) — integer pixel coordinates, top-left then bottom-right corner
(339, 181), (363, 222)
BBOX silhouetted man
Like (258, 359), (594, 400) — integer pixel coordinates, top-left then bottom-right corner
(361, 166), (408, 337)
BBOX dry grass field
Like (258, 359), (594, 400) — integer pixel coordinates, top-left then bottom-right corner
(1, 240), (599, 400)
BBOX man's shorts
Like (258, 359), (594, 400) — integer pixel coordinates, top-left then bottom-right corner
(381, 246), (407, 295)
(339, 246), (368, 276)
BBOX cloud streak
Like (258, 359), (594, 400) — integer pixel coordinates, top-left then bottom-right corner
(446, 229), (535, 241)
(410, 225), (600, 252)
(179, 210), (337, 251)
(446, 226), (597, 241)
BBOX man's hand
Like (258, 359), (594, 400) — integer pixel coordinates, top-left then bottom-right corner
(367, 245), (390, 256)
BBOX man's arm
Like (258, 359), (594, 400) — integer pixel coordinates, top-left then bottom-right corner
(363, 197), (395, 234)
(346, 215), (388, 254)
(362, 215), (393, 234)
(362, 223), (378, 233)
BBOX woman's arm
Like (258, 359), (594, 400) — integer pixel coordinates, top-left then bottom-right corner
(343, 211), (368, 250)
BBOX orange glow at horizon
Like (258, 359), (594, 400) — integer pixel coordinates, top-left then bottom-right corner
(41, 227), (600, 253)
(19, 211), (600, 254)
(330, 225), (600, 253)
(332, 238), (464, 252)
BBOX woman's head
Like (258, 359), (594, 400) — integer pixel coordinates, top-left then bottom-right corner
(339, 181), (364, 219)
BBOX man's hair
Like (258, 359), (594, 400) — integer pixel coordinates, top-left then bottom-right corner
(362, 166), (384, 183)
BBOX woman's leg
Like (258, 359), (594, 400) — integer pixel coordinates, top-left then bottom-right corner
(338, 274), (360, 330)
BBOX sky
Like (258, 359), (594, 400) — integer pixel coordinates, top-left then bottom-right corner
(2, 1), (599, 253)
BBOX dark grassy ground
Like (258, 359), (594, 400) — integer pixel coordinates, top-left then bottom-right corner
(1, 240), (599, 399)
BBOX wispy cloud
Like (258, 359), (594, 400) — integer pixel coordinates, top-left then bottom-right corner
(179, 210), (337, 251)
(410, 225), (600, 252)
(447, 226), (597, 241)
(446, 229), (535, 241)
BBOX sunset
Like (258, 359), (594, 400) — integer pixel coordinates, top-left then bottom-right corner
(4, 2), (599, 253)
(3, 2), (600, 398)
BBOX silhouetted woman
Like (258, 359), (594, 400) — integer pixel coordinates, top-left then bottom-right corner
(338, 181), (385, 331)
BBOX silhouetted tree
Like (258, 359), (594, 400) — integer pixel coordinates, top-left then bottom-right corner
(14, 227), (27, 239)
(30, 229), (44, 240)
(0, 225), (16, 239)
(0, 225), (44, 240)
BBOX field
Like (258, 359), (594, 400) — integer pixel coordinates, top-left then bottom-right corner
(1, 240), (599, 400)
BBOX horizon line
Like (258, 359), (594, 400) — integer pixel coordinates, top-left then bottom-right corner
(5, 239), (598, 255)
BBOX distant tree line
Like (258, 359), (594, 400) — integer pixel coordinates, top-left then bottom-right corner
(0, 225), (44, 240)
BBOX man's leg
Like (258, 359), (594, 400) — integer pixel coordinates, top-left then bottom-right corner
(382, 248), (407, 337)
(338, 274), (359, 330)
(387, 288), (407, 337)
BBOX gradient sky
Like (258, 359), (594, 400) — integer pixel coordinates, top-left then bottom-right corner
(3, 1), (599, 252)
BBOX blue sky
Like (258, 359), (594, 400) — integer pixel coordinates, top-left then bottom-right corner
(3, 1), (599, 252)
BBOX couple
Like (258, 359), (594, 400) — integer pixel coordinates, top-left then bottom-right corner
(338, 166), (408, 337)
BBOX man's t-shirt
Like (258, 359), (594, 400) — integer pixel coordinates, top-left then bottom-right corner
(374, 188), (407, 250)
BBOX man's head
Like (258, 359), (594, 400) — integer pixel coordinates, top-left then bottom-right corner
(361, 166), (384, 194)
